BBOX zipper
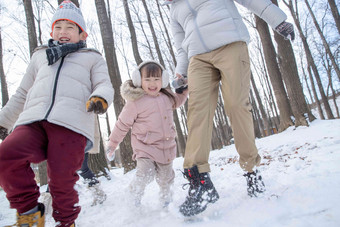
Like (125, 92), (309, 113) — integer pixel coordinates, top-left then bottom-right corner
(44, 56), (65, 119)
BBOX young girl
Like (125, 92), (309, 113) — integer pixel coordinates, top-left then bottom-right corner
(107, 60), (188, 207)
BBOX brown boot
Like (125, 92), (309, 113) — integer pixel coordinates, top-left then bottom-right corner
(6, 203), (45, 227)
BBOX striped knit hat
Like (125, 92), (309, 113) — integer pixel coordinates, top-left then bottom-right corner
(51, 1), (87, 34)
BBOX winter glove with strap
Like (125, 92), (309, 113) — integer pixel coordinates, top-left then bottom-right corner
(275, 21), (295, 41)
(86, 96), (108, 114)
(0, 126), (8, 140)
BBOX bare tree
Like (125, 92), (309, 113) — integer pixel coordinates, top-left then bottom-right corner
(95, 0), (136, 173)
(141, 0), (165, 66)
(304, 0), (340, 82)
(23, 0), (38, 56)
(155, 0), (176, 66)
(251, 73), (270, 136)
(283, 0), (334, 119)
(271, 0), (315, 126)
(122, 0), (143, 65)
(255, 15), (294, 131)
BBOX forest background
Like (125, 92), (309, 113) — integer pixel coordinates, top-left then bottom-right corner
(0, 0), (339, 184)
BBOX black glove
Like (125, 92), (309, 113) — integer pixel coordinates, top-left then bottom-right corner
(0, 126), (8, 140)
(172, 75), (188, 94)
(175, 86), (188, 94)
(86, 96), (108, 114)
(275, 21), (295, 41)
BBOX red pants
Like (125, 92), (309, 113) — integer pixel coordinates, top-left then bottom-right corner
(0, 121), (86, 226)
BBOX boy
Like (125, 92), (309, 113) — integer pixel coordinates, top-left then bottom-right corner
(0, 1), (113, 226)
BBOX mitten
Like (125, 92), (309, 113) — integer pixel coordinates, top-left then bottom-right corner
(275, 21), (295, 41)
(0, 126), (8, 140)
(86, 96), (108, 114)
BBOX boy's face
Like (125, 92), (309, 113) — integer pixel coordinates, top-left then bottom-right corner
(51, 20), (86, 44)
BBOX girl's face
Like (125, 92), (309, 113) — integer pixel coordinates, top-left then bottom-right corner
(140, 66), (162, 96)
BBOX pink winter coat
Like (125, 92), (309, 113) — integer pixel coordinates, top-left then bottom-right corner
(108, 80), (188, 164)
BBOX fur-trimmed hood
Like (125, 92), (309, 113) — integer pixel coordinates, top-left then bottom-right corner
(120, 80), (146, 102)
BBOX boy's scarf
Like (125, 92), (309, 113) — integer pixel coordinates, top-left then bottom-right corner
(46, 39), (86, 65)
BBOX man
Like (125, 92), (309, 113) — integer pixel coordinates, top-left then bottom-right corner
(164, 0), (294, 216)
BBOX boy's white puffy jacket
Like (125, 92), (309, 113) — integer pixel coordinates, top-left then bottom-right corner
(0, 47), (114, 150)
(167, 0), (287, 75)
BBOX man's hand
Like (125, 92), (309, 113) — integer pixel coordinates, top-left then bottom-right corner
(86, 96), (108, 114)
(275, 21), (295, 41)
(0, 126), (8, 140)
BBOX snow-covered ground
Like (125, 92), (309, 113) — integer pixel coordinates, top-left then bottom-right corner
(1, 118), (339, 227)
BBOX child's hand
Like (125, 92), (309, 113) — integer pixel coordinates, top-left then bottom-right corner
(86, 96), (108, 114)
(106, 147), (115, 161)
(0, 126), (8, 140)
(172, 73), (188, 94)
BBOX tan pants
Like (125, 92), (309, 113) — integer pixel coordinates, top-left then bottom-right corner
(129, 158), (175, 204)
(183, 41), (261, 173)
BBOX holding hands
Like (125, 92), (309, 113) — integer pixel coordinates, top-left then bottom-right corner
(172, 73), (188, 94)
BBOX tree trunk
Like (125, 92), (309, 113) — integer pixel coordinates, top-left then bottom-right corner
(122, 0), (143, 65)
(95, 0), (136, 173)
(255, 15), (294, 131)
(308, 64), (325, 119)
(283, 0), (334, 119)
(272, 0), (315, 125)
(250, 89), (263, 138)
(23, 0), (38, 56)
(251, 74), (270, 136)
(23, 0), (48, 185)
(88, 118), (110, 178)
(0, 30), (9, 107)
(328, 0), (340, 34)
